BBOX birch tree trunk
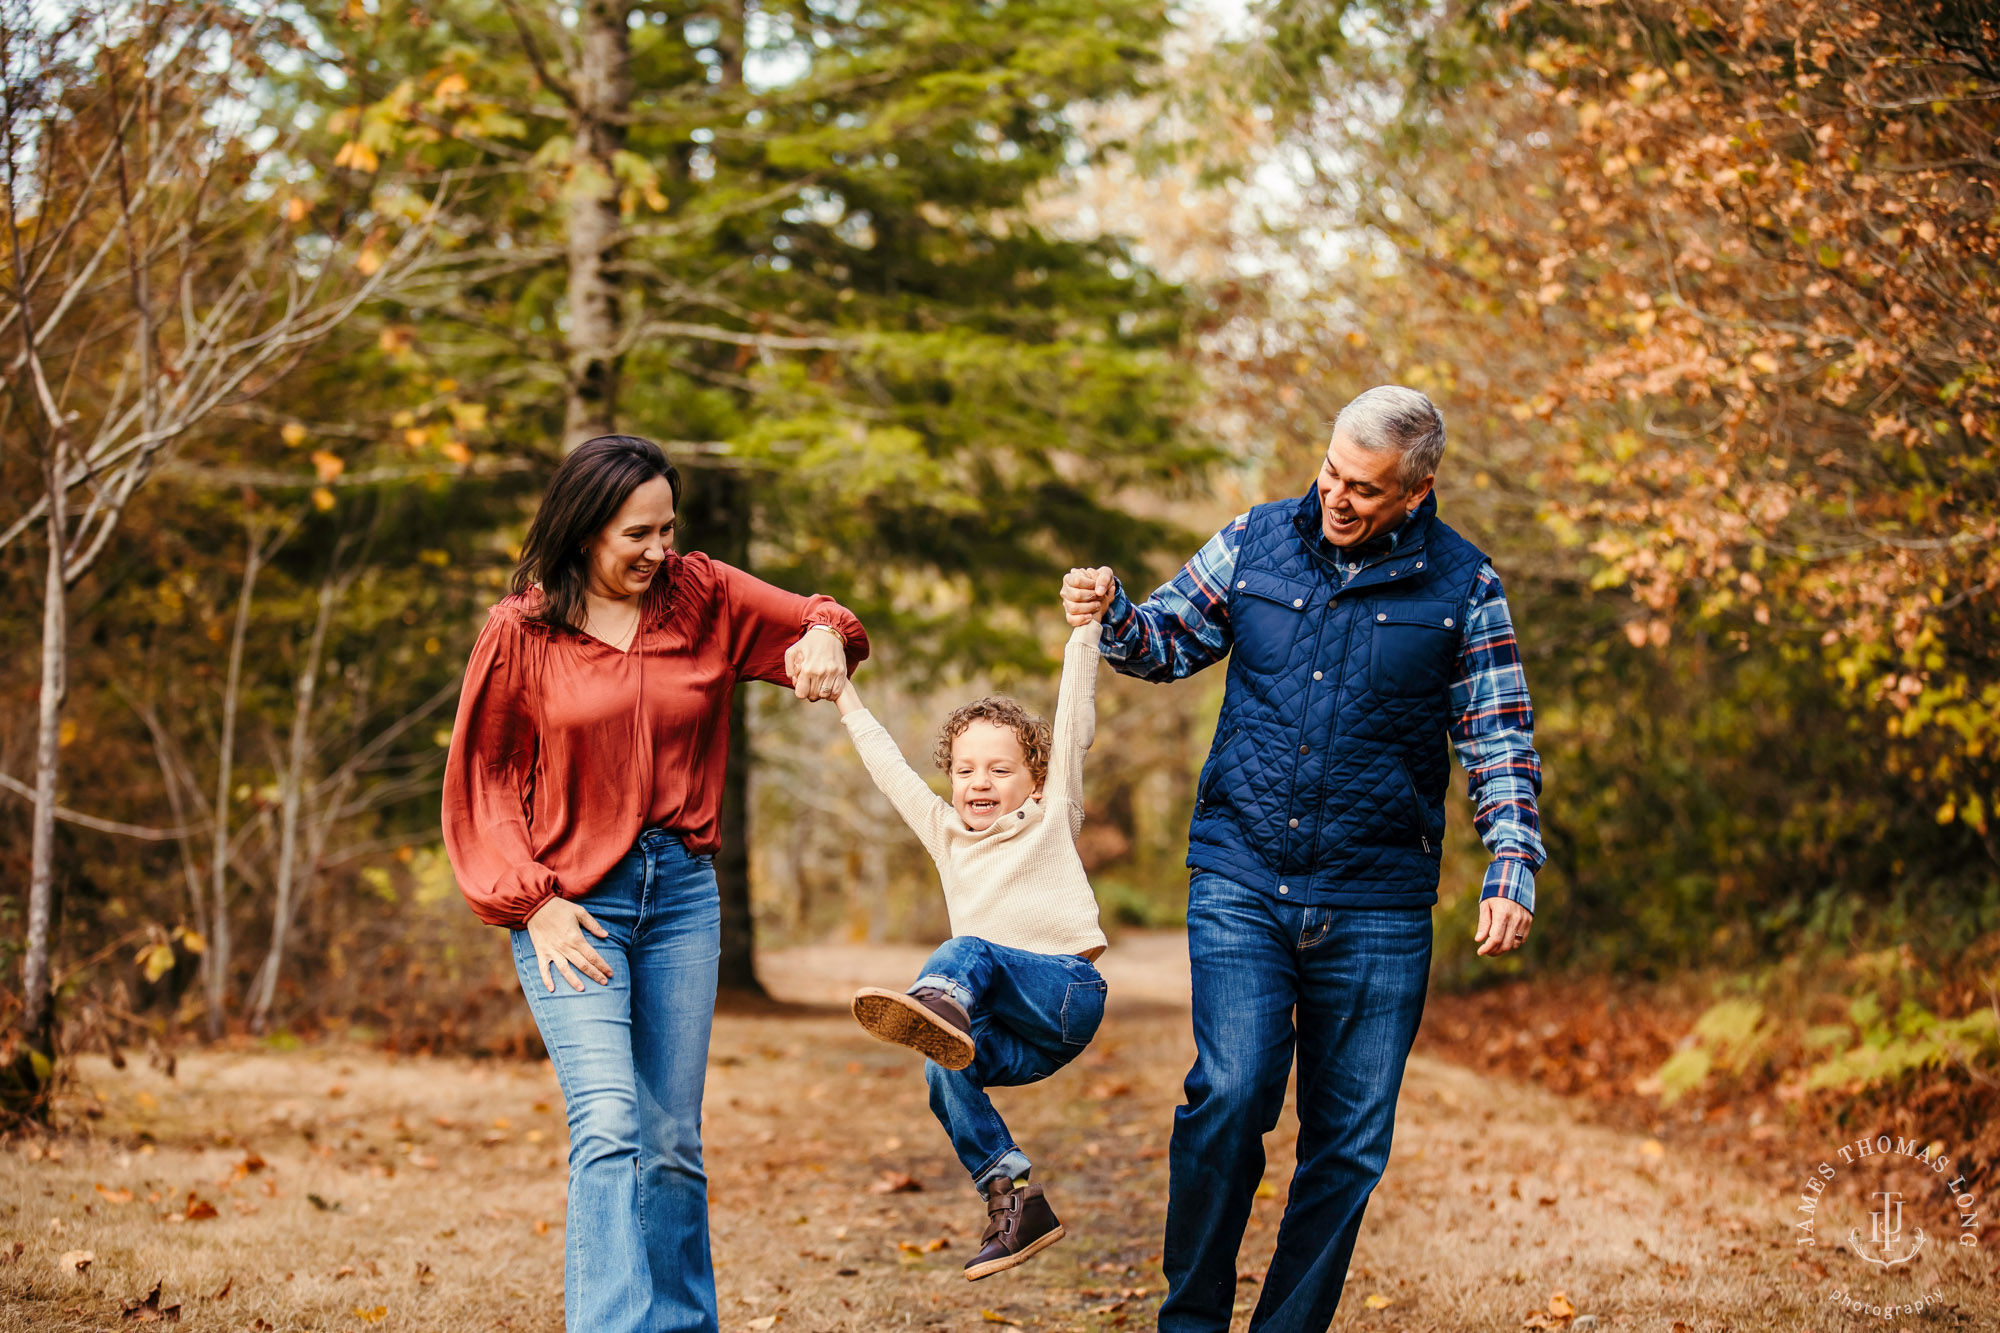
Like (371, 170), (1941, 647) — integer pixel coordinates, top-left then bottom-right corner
(561, 0), (632, 450)
(20, 416), (69, 1050)
(249, 568), (339, 1031)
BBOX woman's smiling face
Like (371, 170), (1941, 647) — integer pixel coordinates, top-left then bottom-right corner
(949, 720), (1042, 831)
(584, 474), (677, 599)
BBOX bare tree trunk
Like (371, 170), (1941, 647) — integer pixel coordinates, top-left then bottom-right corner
(249, 567), (338, 1031)
(205, 518), (275, 1039)
(679, 466), (764, 995)
(21, 426), (68, 1049)
(561, 0), (631, 450)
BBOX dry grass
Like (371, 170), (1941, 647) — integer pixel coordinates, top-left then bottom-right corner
(2, 934), (1992, 1332)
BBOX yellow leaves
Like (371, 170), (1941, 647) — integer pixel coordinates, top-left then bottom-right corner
(430, 71), (469, 110)
(979, 1313), (1021, 1327)
(353, 1306), (388, 1323)
(378, 325), (415, 356)
(96, 1183), (134, 1204)
(58, 718), (78, 747)
(1520, 1289), (1577, 1327)
(1362, 1293), (1393, 1309)
(283, 196), (309, 224)
(136, 940), (176, 983)
(356, 245), (384, 277)
(311, 487), (337, 512)
(1748, 351), (1779, 375)
(1253, 1180), (1277, 1199)
(333, 140), (380, 173)
(447, 401), (488, 432)
(1640, 1138), (1665, 1157)
(311, 450), (346, 483)
(440, 440), (473, 465)
(281, 422), (309, 447)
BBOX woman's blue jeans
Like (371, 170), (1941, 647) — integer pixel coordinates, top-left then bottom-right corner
(510, 829), (720, 1333)
(1159, 871), (1432, 1333)
(911, 936), (1107, 1193)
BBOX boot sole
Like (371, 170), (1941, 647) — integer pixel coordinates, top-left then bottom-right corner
(852, 988), (976, 1070)
(963, 1223), (1066, 1281)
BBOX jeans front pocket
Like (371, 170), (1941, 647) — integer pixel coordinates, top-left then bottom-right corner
(1059, 977), (1108, 1047)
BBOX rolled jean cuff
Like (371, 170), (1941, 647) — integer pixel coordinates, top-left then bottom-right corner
(977, 1147), (1033, 1195)
(910, 973), (974, 1013)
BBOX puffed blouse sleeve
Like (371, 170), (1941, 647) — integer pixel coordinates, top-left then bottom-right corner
(442, 606), (561, 928)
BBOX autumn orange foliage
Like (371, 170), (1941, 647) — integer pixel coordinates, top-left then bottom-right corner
(1518, 1), (1999, 832)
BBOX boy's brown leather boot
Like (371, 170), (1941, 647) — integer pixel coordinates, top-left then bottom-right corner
(964, 1177), (1065, 1280)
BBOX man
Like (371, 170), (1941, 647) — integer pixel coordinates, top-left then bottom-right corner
(1061, 385), (1545, 1333)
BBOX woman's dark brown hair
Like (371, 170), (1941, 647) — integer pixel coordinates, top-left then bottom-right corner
(512, 435), (681, 633)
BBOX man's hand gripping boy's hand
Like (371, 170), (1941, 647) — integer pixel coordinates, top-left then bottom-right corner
(1060, 567), (1113, 627)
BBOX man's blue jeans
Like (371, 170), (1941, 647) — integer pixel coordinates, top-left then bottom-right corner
(1159, 872), (1432, 1333)
(912, 936), (1107, 1193)
(510, 829), (720, 1333)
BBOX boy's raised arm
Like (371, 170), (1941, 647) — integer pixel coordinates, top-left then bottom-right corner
(1045, 621), (1102, 835)
(835, 683), (955, 858)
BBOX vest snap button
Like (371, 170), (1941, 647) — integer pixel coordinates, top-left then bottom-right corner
(1298, 744), (1309, 755)
(1376, 612), (1387, 622)
(1312, 671), (1323, 681)
(1237, 580), (1246, 589)
(1288, 818), (1299, 829)
(1444, 617), (1454, 628)
(1278, 885), (1289, 895)
(1292, 598), (1303, 608)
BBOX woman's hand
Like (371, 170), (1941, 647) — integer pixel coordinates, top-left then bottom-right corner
(525, 896), (614, 992)
(784, 625), (850, 701)
(1061, 567), (1115, 626)
(1473, 897), (1533, 957)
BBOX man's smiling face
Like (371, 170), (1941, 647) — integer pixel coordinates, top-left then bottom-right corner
(1315, 429), (1434, 548)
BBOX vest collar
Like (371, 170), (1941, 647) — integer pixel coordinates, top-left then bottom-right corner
(1291, 485), (1439, 594)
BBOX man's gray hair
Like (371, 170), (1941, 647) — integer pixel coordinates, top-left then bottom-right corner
(1333, 385), (1446, 491)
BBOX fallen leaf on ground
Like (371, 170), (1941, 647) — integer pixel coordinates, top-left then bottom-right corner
(1085, 1079), (1132, 1099)
(306, 1193), (341, 1211)
(868, 1170), (922, 1194)
(1640, 1139), (1665, 1157)
(121, 1280), (181, 1322)
(414, 1262), (435, 1285)
(1254, 1181), (1277, 1199)
(2, 1241), (22, 1265)
(980, 1313), (1021, 1327)
(209, 1276), (233, 1300)
(746, 1316), (779, 1331)
(353, 1306), (387, 1323)
(533, 1219), (549, 1235)
(183, 1193), (219, 1220)
(1363, 1293), (1393, 1309)
(97, 1184), (134, 1204)
(332, 1265), (356, 1279)
(58, 1249), (95, 1275)
(1548, 1291), (1575, 1318)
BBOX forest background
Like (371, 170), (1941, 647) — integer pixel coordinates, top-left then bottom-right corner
(1, 0), (1996, 1177)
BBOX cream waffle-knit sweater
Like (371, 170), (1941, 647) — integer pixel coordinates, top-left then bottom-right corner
(839, 623), (1108, 958)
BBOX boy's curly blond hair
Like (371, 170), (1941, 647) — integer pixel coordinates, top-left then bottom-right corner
(932, 696), (1052, 788)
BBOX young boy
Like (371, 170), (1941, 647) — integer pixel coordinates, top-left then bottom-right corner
(825, 604), (1108, 1281)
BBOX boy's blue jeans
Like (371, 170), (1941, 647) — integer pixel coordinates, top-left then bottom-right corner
(509, 829), (720, 1333)
(911, 935), (1108, 1193)
(1159, 871), (1432, 1333)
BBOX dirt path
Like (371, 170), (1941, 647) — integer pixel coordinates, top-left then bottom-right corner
(3, 935), (1990, 1331)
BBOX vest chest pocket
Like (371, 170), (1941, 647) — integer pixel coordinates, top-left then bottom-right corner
(1368, 600), (1460, 699)
(1230, 568), (1320, 676)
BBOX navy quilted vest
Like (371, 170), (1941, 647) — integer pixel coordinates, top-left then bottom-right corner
(1187, 487), (1488, 908)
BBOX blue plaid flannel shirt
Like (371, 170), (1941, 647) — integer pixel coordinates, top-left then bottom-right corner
(1098, 511), (1546, 912)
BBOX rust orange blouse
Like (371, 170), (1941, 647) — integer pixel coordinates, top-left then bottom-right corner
(442, 551), (868, 928)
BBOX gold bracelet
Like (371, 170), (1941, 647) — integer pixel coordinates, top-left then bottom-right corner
(806, 622), (846, 647)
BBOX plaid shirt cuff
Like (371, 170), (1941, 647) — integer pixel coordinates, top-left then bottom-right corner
(1097, 581), (1142, 660)
(1480, 857), (1536, 914)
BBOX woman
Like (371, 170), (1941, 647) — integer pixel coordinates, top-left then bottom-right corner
(442, 434), (866, 1333)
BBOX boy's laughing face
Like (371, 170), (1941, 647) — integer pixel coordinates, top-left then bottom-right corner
(949, 721), (1042, 831)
